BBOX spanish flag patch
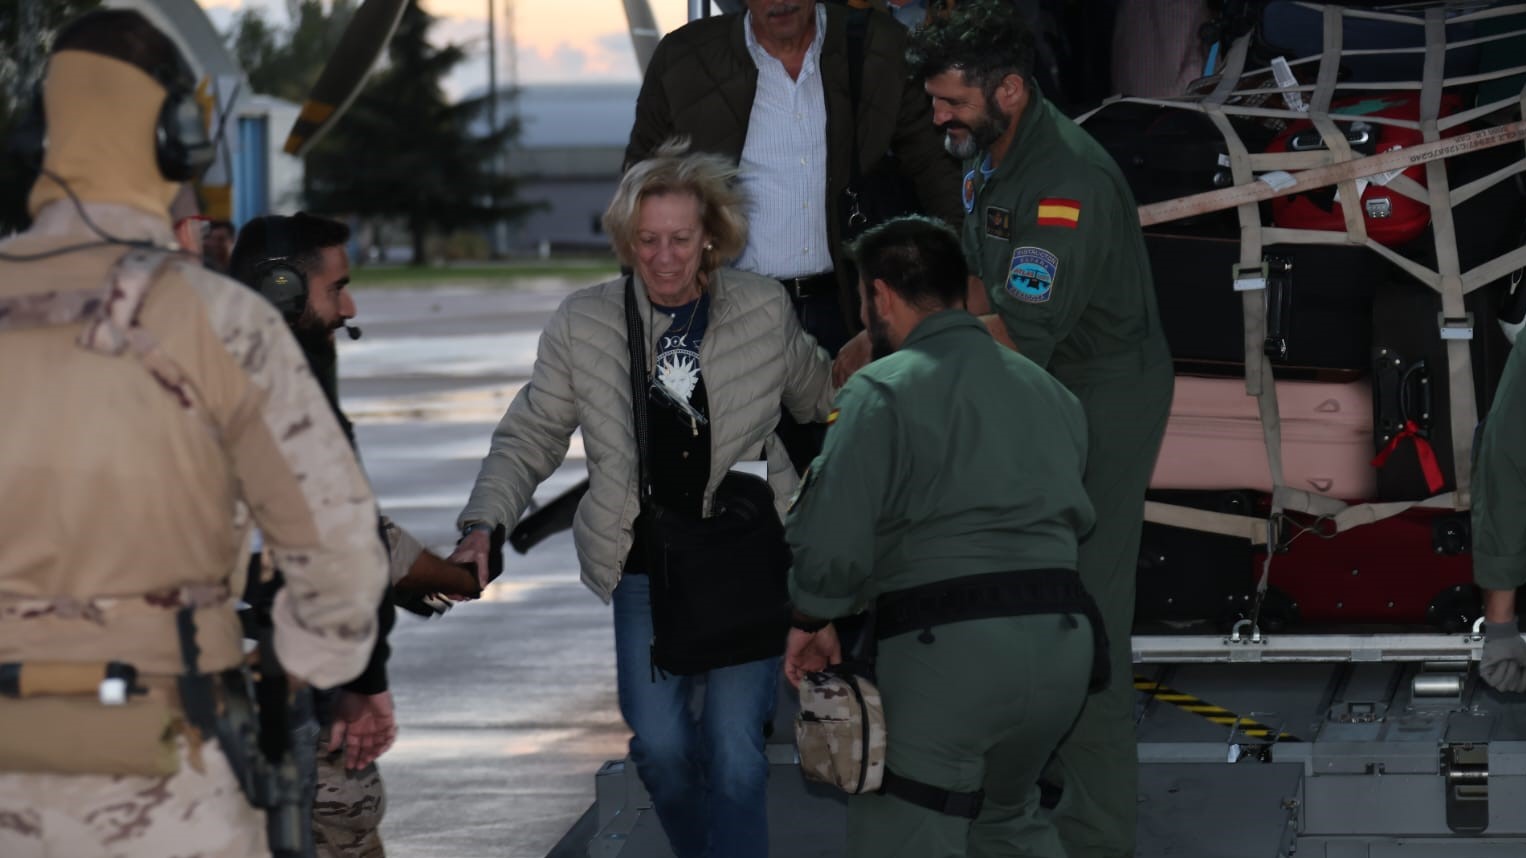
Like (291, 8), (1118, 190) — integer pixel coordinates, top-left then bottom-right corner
(1036, 198), (1081, 229)
(826, 408), (840, 425)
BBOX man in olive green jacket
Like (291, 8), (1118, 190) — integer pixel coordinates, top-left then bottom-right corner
(786, 217), (1098, 858)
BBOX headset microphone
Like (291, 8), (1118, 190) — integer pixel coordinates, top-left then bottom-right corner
(344, 324), (363, 341)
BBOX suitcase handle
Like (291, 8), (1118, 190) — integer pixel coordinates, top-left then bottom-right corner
(1262, 256), (1293, 361)
(1289, 121), (1376, 155)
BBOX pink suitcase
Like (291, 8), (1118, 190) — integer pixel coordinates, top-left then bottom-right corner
(1151, 375), (1376, 498)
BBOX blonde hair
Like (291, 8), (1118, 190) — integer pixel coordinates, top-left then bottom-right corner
(603, 138), (749, 272)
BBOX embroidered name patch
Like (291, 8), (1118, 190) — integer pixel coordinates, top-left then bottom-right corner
(1037, 197), (1081, 229)
(1007, 247), (1058, 304)
(985, 206), (1012, 240)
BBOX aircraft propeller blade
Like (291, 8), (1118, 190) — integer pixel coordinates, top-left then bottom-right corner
(621, 0), (662, 76)
(282, 0), (409, 157)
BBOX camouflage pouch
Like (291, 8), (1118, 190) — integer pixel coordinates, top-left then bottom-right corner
(795, 666), (887, 794)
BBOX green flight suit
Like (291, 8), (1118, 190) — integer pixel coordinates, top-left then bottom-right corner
(960, 96), (1175, 858)
(788, 310), (1097, 858)
(1474, 342), (1526, 591)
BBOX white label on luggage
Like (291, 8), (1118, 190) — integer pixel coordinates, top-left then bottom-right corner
(1218, 153), (1232, 168)
(1332, 178), (1370, 205)
(1258, 171), (1297, 193)
(1270, 57), (1307, 113)
(1367, 146), (1405, 186)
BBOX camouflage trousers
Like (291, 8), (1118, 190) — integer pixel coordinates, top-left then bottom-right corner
(312, 733), (387, 858)
(0, 737), (269, 858)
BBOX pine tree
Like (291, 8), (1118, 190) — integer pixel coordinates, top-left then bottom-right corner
(229, 0), (357, 104)
(301, 1), (532, 264)
(0, 0), (103, 233)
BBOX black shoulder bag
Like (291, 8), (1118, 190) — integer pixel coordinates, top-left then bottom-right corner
(624, 278), (793, 675)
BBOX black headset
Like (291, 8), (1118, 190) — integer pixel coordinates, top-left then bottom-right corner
(251, 216), (309, 323)
(9, 46), (215, 183)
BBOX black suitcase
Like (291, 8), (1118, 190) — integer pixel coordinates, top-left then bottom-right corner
(1370, 148), (1526, 500)
(1135, 490), (1260, 630)
(1148, 232), (1395, 377)
(1083, 103), (1272, 230)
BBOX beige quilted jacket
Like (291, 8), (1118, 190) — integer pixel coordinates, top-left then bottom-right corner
(459, 269), (835, 602)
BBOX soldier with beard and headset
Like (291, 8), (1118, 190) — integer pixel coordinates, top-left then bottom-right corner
(230, 213), (482, 858)
(0, 11), (388, 858)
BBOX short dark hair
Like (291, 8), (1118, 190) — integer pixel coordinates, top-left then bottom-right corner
(208, 219), (235, 237)
(847, 216), (967, 312)
(229, 212), (352, 288)
(907, 0), (1035, 99)
(51, 10), (191, 88)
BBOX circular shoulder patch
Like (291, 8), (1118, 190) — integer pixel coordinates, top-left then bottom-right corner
(1006, 246), (1059, 304)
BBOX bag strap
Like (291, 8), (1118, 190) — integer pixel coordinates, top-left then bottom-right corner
(844, 5), (870, 187)
(623, 276), (653, 501)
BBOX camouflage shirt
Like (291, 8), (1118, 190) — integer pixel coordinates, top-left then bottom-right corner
(0, 201), (388, 687)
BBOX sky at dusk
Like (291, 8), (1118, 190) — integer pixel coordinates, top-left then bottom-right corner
(198, 0), (692, 97)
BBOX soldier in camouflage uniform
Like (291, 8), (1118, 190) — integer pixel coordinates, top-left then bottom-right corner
(0, 12), (388, 857)
(231, 213), (481, 858)
(785, 217), (1099, 858)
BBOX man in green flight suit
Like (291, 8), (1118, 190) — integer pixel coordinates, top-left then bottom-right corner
(837, 3), (1175, 855)
(785, 216), (1104, 858)
(1473, 336), (1526, 693)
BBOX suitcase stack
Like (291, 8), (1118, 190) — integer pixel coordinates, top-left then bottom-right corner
(1082, 0), (1526, 633)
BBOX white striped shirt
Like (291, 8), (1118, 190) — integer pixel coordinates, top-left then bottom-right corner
(734, 4), (832, 280)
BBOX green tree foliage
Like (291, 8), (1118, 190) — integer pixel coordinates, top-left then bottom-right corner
(0, 0), (102, 233)
(302, 1), (533, 264)
(228, 0), (356, 103)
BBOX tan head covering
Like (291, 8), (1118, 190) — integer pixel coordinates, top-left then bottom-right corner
(27, 50), (182, 221)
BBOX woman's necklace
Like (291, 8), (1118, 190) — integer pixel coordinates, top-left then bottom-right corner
(647, 292), (706, 437)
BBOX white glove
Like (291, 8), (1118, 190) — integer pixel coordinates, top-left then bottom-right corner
(1480, 619), (1526, 693)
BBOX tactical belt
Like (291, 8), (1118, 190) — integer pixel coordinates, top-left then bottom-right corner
(876, 568), (1111, 693)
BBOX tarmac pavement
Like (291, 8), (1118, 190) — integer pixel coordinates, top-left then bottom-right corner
(341, 280), (629, 858)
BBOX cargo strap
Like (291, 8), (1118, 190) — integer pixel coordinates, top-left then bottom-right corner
(1092, 4), (1526, 556)
(880, 768), (984, 819)
(876, 569), (1110, 693)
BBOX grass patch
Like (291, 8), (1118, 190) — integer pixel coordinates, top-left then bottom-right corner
(351, 261), (619, 288)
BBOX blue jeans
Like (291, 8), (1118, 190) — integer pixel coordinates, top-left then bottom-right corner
(612, 574), (779, 858)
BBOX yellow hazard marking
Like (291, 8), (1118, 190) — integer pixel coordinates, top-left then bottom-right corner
(1134, 675), (1300, 742)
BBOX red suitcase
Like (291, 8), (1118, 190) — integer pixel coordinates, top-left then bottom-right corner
(1257, 508), (1478, 630)
(1151, 375), (1376, 499)
(1265, 92), (1465, 247)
